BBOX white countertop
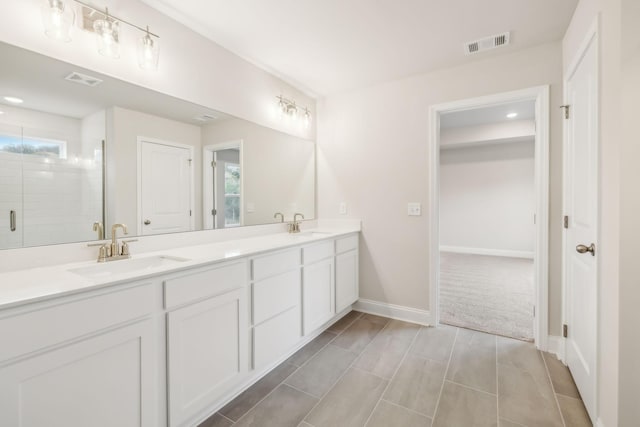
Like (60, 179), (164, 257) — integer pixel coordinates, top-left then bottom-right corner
(0, 227), (359, 311)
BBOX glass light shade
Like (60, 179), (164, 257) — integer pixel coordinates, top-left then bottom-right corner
(276, 98), (287, 118)
(138, 33), (160, 70)
(287, 104), (298, 120)
(303, 110), (311, 128)
(94, 19), (120, 59)
(42, 0), (75, 42)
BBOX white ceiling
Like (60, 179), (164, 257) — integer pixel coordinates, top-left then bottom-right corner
(141, 0), (578, 96)
(440, 100), (535, 128)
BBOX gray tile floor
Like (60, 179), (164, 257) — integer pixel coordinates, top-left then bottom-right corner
(199, 311), (592, 427)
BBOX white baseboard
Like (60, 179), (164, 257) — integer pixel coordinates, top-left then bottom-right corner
(440, 246), (534, 259)
(546, 335), (566, 362)
(353, 299), (431, 326)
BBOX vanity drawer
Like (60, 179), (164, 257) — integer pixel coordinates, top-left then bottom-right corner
(303, 241), (334, 265)
(253, 269), (300, 325)
(253, 306), (301, 369)
(0, 283), (154, 362)
(336, 234), (358, 254)
(251, 249), (300, 281)
(164, 261), (246, 309)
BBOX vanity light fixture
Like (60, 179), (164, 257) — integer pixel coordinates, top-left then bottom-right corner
(506, 112), (518, 119)
(40, 0), (160, 70)
(42, 0), (75, 42)
(276, 95), (312, 128)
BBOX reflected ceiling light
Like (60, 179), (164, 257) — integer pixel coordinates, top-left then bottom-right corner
(138, 26), (160, 70)
(276, 95), (312, 128)
(42, 0), (75, 42)
(506, 112), (518, 119)
(0, 111), (4, 115)
(4, 96), (24, 104)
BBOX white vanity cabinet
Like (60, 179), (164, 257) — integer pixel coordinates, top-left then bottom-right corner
(335, 234), (359, 313)
(164, 260), (248, 427)
(250, 248), (302, 369)
(0, 229), (361, 427)
(0, 282), (159, 427)
(302, 240), (335, 335)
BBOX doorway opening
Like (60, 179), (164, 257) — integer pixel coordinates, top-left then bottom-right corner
(429, 87), (550, 347)
(203, 141), (243, 230)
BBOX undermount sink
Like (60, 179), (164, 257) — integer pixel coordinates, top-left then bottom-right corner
(69, 255), (190, 279)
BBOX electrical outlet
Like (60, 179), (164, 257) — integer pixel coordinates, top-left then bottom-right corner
(408, 202), (421, 216)
(339, 202), (347, 215)
(246, 202), (255, 213)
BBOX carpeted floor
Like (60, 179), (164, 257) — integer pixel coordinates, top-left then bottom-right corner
(439, 251), (534, 341)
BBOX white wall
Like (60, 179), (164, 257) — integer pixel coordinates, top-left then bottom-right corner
(440, 141), (535, 256)
(618, 0), (639, 424)
(317, 41), (563, 326)
(0, 0), (315, 141)
(106, 107), (202, 235)
(563, 1), (621, 425)
(203, 119), (315, 225)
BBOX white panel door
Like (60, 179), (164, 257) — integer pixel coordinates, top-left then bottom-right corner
(303, 258), (335, 335)
(0, 319), (157, 427)
(140, 141), (191, 235)
(336, 250), (359, 313)
(167, 288), (247, 427)
(564, 31), (598, 421)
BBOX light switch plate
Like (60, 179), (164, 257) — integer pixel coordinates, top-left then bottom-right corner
(339, 202), (347, 215)
(408, 202), (421, 216)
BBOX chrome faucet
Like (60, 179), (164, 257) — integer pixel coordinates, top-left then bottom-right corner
(288, 213), (305, 233)
(274, 212), (284, 223)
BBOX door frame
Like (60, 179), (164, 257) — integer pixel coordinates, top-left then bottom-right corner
(202, 140), (244, 229)
(136, 137), (195, 234)
(561, 17), (599, 417)
(428, 85), (550, 349)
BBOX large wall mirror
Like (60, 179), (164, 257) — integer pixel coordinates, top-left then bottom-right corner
(0, 42), (315, 250)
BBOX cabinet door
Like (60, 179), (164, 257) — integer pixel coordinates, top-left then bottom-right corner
(0, 319), (157, 427)
(303, 258), (335, 335)
(336, 250), (359, 313)
(167, 288), (247, 427)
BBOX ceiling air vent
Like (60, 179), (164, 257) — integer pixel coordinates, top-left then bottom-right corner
(64, 72), (103, 87)
(465, 32), (510, 55)
(193, 114), (218, 122)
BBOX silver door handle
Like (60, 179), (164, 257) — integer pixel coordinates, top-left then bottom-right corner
(144, 220), (151, 225)
(576, 243), (595, 256)
(10, 210), (16, 232)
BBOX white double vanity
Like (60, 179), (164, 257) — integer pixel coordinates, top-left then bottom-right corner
(0, 225), (360, 427)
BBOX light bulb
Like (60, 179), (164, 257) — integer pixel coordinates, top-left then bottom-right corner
(303, 109), (311, 128)
(137, 27), (160, 70)
(42, 0), (74, 42)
